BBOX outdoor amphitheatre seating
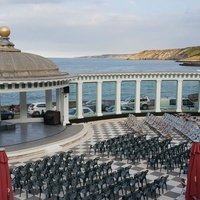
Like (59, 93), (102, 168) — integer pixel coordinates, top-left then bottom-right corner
(11, 113), (197, 199)
(11, 147), (170, 200)
(144, 113), (200, 141)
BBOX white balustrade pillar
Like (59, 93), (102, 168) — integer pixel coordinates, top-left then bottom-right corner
(198, 81), (200, 113)
(20, 92), (27, 120)
(45, 89), (52, 110)
(77, 82), (83, 119)
(96, 81), (103, 116)
(60, 89), (64, 123)
(56, 88), (62, 112)
(62, 91), (70, 126)
(176, 79), (183, 112)
(155, 79), (161, 112)
(135, 80), (141, 113)
(115, 80), (122, 114)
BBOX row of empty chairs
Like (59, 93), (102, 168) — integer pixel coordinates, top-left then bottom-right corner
(144, 113), (200, 141)
(162, 113), (200, 141)
(90, 134), (171, 163)
(144, 113), (173, 137)
(124, 114), (145, 135)
(11, 148), (169, 199)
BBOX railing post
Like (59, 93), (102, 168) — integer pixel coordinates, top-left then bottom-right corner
(77, 81), (83, 119)
(135, 79), (141, 113)
(155, 79), (161, 112)
(115, 80), (122, 114)
(176, 79), (183, 112)
(96, 81), (103, 116)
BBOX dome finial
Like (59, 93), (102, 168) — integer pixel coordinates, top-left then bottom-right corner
(0, 26), (11, 37)
(0, 26), (21, 52)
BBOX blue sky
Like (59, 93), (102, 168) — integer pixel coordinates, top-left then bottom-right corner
(1, 0), (200, 57)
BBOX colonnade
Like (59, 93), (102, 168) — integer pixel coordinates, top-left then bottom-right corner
(74, 76), (200, 119)
(1, 72), (200, 125)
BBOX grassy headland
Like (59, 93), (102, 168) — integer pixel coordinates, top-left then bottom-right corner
(124, 46), (200, 61)
(87, 46), (200, 65)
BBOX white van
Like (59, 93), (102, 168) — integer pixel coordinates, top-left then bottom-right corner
(160, 98), (195, 111)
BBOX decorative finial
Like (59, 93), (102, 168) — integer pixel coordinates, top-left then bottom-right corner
(0, 26), (11, 38)
(0, 26), (21, 52)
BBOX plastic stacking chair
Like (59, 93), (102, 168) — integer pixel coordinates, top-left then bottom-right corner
(179, 162), (188, 176)
(138, 170), (148, 187)
(129, 177), (138, 192)
(160, 175), (169, 193)
(148, 182), (158, 199)
(121, 179), (130, 196)
(140, 184), (151, 200)
(43, 183), (53, 199)
(112, 184), (122, 200)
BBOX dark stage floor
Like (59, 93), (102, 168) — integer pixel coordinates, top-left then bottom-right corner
(0, 122), (84, 152)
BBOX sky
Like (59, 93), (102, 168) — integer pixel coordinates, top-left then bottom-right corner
(1, 0), (200, 57)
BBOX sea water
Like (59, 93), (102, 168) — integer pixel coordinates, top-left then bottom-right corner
(0, 58), (199, 106)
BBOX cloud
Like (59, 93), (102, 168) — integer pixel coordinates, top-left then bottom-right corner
(0, 0), (69, 4)
(1, 0), (200, 57)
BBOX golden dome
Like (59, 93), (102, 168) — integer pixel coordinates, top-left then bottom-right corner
(0, 26), (11, 37)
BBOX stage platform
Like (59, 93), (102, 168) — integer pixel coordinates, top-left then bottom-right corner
(0, 122), (90, 160)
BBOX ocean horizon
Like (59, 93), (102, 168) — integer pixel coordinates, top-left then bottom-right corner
(0, 58), (199, 106)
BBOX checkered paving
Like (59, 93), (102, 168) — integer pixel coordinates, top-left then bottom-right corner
(11, 118), (188, 200)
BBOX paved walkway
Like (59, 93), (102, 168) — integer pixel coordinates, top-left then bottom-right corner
(9, 118), (187, 200)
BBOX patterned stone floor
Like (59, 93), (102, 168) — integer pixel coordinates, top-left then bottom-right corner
(11, 118), (188, 200)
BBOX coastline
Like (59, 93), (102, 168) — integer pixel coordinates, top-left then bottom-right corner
(179, 61), (200, 67)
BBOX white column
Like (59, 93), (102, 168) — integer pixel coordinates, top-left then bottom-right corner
(115, 80), (122, 114)
(60, 89), (64, 123)
(56, 88), (63, 123)
(45, 90), (52, 110)
(62, 92), (70, 126)
(77, 82), (83, 119)
(176, 79), (183, 112)
(56, 88), (62, 112)
(96, 81), (103, 116)
(20, 92), (27, 120)
(135, 80), (141, 113)
(155, 79), (161, 112)
(198, 81), (200, 113)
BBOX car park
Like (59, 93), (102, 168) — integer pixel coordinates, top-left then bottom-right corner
(0, 110), (14, 120)
(105, 105), (134, 112)
(84, 99), (112, 111)
(69, 106), (94, 117)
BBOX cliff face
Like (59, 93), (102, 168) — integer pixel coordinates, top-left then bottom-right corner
(122, 46), (200, 61)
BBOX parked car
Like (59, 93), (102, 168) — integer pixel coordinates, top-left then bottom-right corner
(28, 102), (56, 117)
(84, 99), (113, 111)
(69, 107), (94, 117)
(160, 97), (195, 110)
(0, 110), (14, 120)
(121, 96), (151, 110)
(105, 105), (134, 112)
